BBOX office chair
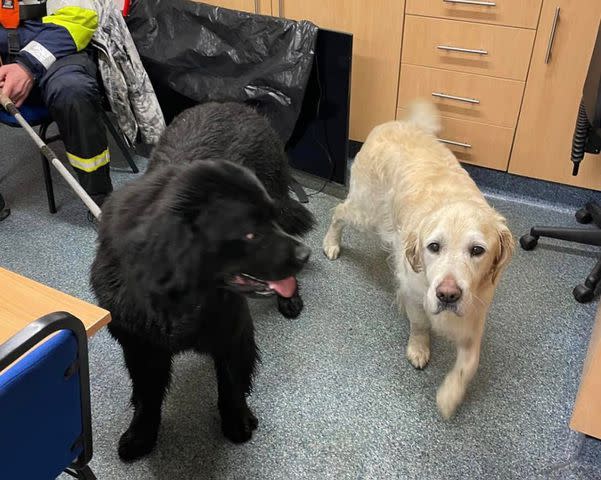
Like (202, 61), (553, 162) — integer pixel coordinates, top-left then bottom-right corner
(0, 103), (138, 216)
(0, 311), (96, 479)
(520, 21), (601, 303)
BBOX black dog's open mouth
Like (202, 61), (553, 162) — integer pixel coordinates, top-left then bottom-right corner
(226, 273), (297, 298)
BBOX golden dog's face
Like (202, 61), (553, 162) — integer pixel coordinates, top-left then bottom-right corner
(405, 203), (514, 316)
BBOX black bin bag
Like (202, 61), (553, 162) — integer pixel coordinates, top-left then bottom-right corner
(126, 0), (318, 144)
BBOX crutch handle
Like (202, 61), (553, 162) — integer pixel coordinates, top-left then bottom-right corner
(0, 90), (17, 115)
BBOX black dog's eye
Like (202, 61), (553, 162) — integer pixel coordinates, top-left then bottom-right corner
(244, 233), (257, 241)
(470, 245), (485, 257)
(427, 242), (440, 253)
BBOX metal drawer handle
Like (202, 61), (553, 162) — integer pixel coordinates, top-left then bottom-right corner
(437, 45), (488, 55)
(544, 7), (560, 64)
(432, 92), (480, 104)
(443, 0), (496, 6)
(278, 0), (283, 17)
(439, 139), (472, 149)
(254, 0), (259, 14)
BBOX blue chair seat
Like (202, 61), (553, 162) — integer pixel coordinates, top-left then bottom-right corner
(0, 103), (51, 127)
(0, 312), (96, 479)
(0, 330), (83, 479)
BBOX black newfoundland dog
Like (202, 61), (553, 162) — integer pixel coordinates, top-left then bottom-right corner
(91, 102), (314, 461)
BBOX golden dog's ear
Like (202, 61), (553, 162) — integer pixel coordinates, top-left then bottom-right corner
(490, 222), (515, 284)
(405, 232), (422, 273)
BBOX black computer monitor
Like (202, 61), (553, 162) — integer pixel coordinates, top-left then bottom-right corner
(286, 29), (353, 185)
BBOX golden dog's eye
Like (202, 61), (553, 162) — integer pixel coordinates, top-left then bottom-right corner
(471, 245), (485, 257)
(427, 242), (440, 253)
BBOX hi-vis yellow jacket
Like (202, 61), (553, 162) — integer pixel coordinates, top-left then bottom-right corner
(1, 0), (98, 80)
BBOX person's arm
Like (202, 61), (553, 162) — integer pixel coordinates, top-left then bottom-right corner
(16, 0), (99, 81)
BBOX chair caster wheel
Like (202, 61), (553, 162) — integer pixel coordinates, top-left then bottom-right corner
(576, 208), (592, 224)
(0, 208), (10, 222)
(573, 284), (595, 303)
(520, 234), (538, 251)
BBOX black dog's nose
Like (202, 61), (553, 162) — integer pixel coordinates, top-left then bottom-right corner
(295, 245), (311, 264)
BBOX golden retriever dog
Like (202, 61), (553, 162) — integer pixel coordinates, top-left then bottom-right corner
(323, 101), (514, 418)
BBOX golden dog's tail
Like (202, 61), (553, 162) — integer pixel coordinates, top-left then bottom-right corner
(405, 99), (442, 136)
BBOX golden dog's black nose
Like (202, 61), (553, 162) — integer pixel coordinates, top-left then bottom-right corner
(436, 276), (462, 304)
(295, 245), (311, 264)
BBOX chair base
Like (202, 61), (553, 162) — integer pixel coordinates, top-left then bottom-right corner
(0, 208), (10, 221)
(65, 465), (96, 480)
(101, 110), (139, 174)
(0, 193), (10, 221)
(39, 122), (57, 214)
(520, 202), (601, 303)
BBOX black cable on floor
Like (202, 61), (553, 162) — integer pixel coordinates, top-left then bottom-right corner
(305, 58), (336, 197)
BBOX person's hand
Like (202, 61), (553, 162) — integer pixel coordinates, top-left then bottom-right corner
(0, 64), (34, 107)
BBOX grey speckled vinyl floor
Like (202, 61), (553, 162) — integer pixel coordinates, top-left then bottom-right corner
(2, 125), (601, 480)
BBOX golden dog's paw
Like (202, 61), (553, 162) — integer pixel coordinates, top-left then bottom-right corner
(323, 242), (341, 260)
(436, 382), (463, 420)
(406, 342), (430, 369)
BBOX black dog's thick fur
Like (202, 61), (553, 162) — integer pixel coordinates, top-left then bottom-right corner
(147, 102), (315, 319)
(91, 103), (313, 461)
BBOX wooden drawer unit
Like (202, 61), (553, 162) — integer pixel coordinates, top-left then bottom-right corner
(406, 0), (542, 29)
(402, 15), (536, 80)
(397, 108), (514, 171)
(397, 64), (524, 128)
(509, 0), (601, 190)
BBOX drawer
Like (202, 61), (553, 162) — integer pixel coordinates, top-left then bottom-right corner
(406, 0), (542, 29)
(402, 15), (536, 80)
(397, 64), (524, 128)
(396, 108), (514, 171)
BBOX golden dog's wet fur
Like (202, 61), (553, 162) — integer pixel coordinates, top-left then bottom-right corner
(323, 101), (514, 418)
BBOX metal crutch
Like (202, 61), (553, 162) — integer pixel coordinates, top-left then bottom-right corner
(0, 90), (101, 220)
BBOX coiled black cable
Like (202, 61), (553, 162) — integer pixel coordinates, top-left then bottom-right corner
(571, 100), (591, 176)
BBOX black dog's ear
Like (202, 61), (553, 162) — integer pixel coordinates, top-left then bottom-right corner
(134, 213), (209, 303)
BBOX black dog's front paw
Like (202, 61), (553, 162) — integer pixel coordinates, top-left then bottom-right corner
(118, 425), (158, 462)
(278, 292), (303, 319)
(221, 406), (258, 443)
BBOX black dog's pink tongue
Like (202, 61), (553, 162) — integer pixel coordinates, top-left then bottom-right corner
(267, 276), (297, 298)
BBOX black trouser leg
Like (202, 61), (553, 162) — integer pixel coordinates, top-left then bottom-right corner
(111, 328), (173, 462)
(40, 52), (113, 201)
(73, 165), (112, 205)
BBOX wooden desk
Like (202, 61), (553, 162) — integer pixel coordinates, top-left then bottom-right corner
(571, 305), (601, 439)
(0, 267), (110, 344)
